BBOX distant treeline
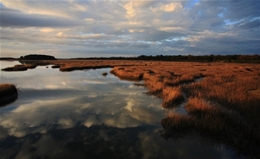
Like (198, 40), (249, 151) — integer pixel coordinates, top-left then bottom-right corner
(136, 54), (260, 63)
(1, 54), (259, 63)
(0, 57), (16, 60)
(73, 54), (260, 63)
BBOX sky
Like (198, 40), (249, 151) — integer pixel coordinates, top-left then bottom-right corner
(0, 0), (260, 58)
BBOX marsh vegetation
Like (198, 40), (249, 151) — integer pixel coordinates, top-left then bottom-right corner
(110, 61), (260, 158)
(0, 84), (18, 106)
(1, 59), (260, 158)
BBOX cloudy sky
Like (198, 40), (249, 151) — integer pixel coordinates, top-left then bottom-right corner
(0, 0), (259, 58)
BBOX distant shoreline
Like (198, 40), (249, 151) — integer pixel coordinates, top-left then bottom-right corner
(1, 54), (260, 63)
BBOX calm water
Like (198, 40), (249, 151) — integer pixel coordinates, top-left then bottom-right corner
(0, 61), (242, 159)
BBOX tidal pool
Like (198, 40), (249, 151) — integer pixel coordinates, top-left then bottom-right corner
(0, 61), (244, 159)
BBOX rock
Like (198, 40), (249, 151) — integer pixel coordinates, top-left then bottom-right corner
(102, 72), (108, 76)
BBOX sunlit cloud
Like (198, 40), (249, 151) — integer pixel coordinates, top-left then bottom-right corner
(150, 2), (183, 12)
(40, 27), (54, 33)
(124, 2), (136, 18)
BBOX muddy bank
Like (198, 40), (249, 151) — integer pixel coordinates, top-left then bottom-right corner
(1, 64), (36, 71)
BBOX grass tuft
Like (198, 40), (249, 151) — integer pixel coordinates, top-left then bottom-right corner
(162, 86), (184, 108)
(0, 84), (18, 106)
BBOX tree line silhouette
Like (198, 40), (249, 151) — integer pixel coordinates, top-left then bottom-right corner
(1, 54), (259, 63)
(73, 54), (260, 63)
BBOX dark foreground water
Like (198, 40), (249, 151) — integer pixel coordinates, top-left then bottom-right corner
(0, 61), (244, 159)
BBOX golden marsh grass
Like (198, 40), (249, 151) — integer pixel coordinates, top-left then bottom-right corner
(0, 84), (18, 106)
(2, 60), (260, 156)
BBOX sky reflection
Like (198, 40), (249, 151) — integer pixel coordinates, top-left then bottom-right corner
(0, 62), (163, 139)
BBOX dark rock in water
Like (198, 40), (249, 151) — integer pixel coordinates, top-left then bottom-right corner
(52, 65), (60, 69)
(0, 84), (18, 106)
(102, 72), (108, 76)
(20, 54), (56, 60)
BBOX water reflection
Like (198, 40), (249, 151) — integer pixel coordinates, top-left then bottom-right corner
(0, 61), (247, 159)
(1, 124), (234, 159)
(0, 93), (163, 138)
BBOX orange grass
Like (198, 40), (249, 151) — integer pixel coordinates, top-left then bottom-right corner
(162, 86), (184, 108)
(161, 97), (260, 157)
(0, 84), (17, 96)
(2, 60), (260, 156)
(107, 61), (260, 157)
(110, 66), (143, 81)
(183, 73), (260, 128)
(0, 84), (18, 106)
(2, 60), (260, 125)
(40, 60), (259, 116)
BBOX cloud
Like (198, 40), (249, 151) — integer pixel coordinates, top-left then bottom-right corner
(150, 2), (183, 13)
(237, 19), (260, 29)
(159, 26), (186, 32)
(223, 1), (260, 20)
(1, 0), (83, 18)
(161, 2), (183, 12)
(40, 27), (54, 33)
(124, 2), (136, 18)
(0, 7), (80, 28)
(0, 0), (259, 57)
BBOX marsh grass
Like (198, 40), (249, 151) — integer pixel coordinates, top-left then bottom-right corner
(162, 96), (260, 158)
(106, 61), (260, 157)
(0, 84), (17, 96)
(60, 65), (112, 72)
(162, 97), (259, 155)
(110, 66), (144, 81)
(183, 74), (260, 128)
(2, 59), (260, 156)
(0, 84), (18, 106)
(55, 60), (136, 72)
(162, 86), (184, 108)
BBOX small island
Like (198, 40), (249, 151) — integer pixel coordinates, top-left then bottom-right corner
(19, 54), (57, 60)
(1, 54), (57, 71)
